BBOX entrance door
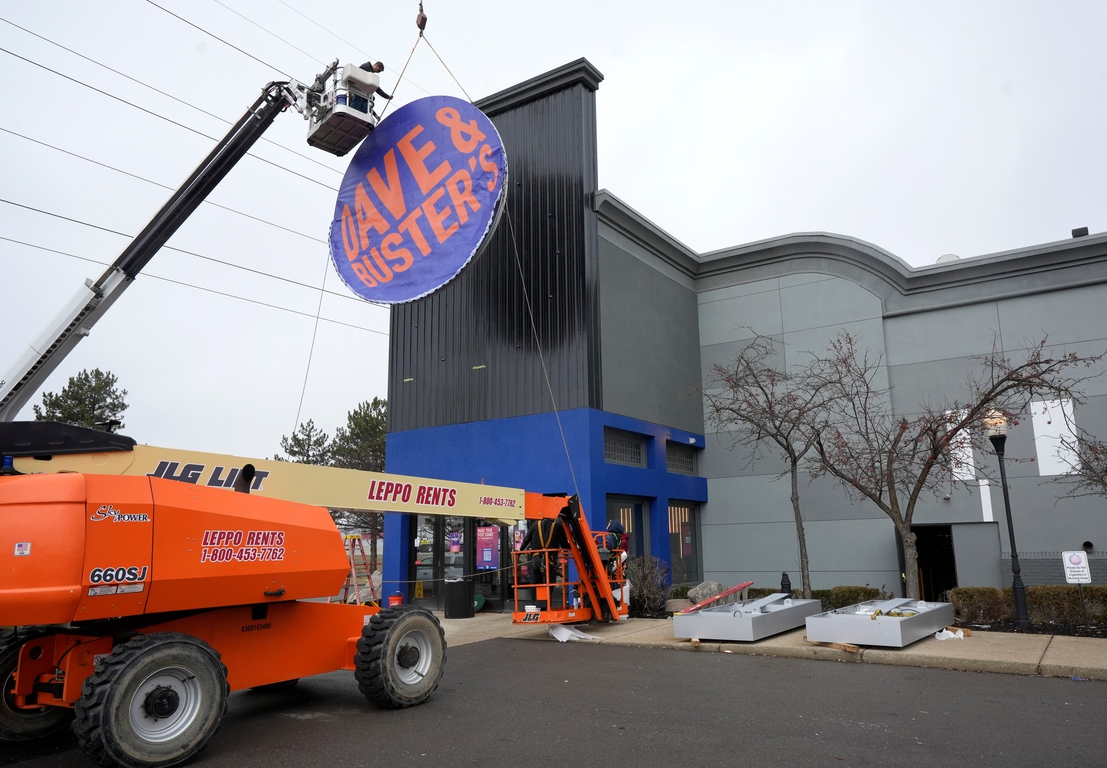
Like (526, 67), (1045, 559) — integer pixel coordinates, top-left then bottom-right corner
(607, 497), (649, 557)
(913, 524), (958, 601)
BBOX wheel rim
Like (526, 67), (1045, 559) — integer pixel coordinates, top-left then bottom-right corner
(2, 668), (52, 722)
(394, 628), (434, 685)
(127, 666), (203, 743)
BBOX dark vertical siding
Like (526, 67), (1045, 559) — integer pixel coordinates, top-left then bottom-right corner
(388, 70), (602, 432)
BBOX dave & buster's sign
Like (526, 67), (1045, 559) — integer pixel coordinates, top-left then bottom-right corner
(329, 96), (507, 303)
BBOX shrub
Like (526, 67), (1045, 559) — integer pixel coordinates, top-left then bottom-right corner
(949, 586), (1107, 626)
(669, 584), (690, 600)
(948, 587), (1012, 623)
(1025, 585), (1106, 625)
(626, 556), (671, 618)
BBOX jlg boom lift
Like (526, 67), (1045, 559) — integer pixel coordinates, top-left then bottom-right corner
(0, 61), (428, 768)
(0, 58), (627, 768)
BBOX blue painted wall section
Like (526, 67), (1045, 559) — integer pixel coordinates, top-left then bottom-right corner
(382, 407), (708, 599)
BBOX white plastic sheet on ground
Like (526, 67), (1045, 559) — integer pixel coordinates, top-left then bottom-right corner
(549, 624), (601, 643)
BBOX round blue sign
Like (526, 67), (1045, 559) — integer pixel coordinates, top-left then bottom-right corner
(329, 96), (508, 303)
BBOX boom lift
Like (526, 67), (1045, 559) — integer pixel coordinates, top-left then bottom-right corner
(0, 61), (380, 423)
(0, 60), (411, 768)
(0, 421), (628, 767)
(512, 495), (628, 625)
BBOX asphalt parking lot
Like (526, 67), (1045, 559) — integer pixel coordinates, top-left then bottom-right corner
(6, 638), (1105, 767)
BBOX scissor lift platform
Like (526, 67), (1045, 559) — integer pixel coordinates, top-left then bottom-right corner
(673, 593), (823, 642)
(805, 598), (955, 647)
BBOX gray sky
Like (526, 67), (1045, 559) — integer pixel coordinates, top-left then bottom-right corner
(2, 1), (1105, 458)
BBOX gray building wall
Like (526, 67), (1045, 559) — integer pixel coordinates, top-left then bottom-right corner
(597, 225), (703, 434)
(595, 190), (1107, 591)
(697, 273), (900, 590)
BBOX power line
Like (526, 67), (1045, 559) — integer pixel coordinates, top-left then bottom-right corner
(0, 126), (326, 244)
(211, 0), (325, 66)
(143, 0), (291, 78)
(1, 236), (387, 337)
(0, 16), (342, 177)
(0, 197), (376, 307)
(276, 0), (433, 97)
(0, 46), (337, 192)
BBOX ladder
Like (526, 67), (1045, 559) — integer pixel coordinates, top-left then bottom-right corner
(337, 534), (380, 605)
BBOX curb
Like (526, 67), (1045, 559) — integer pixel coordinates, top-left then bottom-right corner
(516, 625), (1107, 681)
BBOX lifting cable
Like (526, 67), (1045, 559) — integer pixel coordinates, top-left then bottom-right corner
(394, 1), (583, 503)
(292, 3), (584, 508)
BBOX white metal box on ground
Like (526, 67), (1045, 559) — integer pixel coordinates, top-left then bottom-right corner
(804, 598), (955, 648)
(673, 594), (823, 642)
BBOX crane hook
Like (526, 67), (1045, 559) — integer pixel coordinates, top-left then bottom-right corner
(416, 2), (427, 36)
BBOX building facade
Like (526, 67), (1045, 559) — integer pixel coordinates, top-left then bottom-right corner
(383, 59), (1107, 607)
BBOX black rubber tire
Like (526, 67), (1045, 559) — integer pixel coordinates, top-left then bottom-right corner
(73, 633), (228, 768)
(354, 606), (445, 708)
(0, 634), (75, 743)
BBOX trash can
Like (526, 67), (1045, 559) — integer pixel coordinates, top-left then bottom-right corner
(444, 578), (474, 619)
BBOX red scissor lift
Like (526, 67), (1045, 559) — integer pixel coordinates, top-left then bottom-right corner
(512, 494), (628, 624)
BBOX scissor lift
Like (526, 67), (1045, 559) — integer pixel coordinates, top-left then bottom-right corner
(512, 495), (628, 625)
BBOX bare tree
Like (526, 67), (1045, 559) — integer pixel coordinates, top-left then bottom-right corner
(1056, 427), (1107, 499)
(810, 333), (1101, 599)
(701, 335), (835, 598)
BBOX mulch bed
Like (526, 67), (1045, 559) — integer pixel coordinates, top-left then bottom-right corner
(953, 618), (1107, 639)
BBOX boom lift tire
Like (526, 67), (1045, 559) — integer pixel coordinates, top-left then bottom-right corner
(0, 634), (75, 743)
(73, 633), (228, 768)
(354, 606), (445, 708)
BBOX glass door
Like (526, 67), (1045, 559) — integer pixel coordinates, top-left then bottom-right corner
(606, 496), (649, 557)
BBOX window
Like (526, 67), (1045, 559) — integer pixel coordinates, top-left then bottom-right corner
(666, 442), (696, 475)
(1031, 399), (1077, 476)
(668, 502), (700, 584)
(604, 429), (646, 467)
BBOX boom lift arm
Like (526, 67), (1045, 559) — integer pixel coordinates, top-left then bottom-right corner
(0, 61), (377, 421)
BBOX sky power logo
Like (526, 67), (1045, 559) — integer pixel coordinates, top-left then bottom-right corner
(329, 96), (507, 303)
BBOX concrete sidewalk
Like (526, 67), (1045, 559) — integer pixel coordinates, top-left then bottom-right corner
(436, 611), (1107, 681)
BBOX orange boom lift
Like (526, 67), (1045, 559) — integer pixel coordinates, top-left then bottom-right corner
(512, 495), (628, 625)
(0, 469), (447, 767)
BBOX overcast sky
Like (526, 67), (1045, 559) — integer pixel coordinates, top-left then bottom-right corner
(2, 1), (1105, 458)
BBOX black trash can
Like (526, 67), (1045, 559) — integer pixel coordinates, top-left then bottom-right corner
(444, 578), (474, 619)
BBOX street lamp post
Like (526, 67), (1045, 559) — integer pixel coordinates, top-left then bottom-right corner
(983, 411), (1031, 629)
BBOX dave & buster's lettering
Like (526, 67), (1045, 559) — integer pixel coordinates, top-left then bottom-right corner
(330, 96), (507, 303)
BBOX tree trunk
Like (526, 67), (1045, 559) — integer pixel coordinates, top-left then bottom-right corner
(790, 461), (812, 599)
(900, 526), (920, 599)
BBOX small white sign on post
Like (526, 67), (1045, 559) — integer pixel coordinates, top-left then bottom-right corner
(1062, 551), (1092, 584)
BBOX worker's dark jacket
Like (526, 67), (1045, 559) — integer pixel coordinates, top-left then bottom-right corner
(520, 518), (569, 551)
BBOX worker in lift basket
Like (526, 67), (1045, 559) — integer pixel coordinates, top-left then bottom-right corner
(348, 61), (392, 114)
(520, 517), (569, 584)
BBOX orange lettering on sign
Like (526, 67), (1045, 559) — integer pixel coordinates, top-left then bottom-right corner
(366, 149), (407, 219)
(445, 169), (481, 225)
(363, 249), (393, 284)
(399, 208), (432, 257)
(422, 187), (458, 245)
(397, 124), (451, 195)
(352, 261), (377, 287)
(341, 205), (360, 261)
(381, 232), (413, 272)
(436, 107), (486, 153)
(479, 145), (499, 192)
(354, 184), (390, 250)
